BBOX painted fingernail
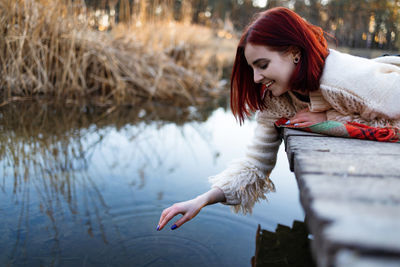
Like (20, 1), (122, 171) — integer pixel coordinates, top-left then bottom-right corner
(156, 225), (160, 231)
(294, 123), (299, 126)
(285, 120), (291, 125)
(171, 224), (177, 230)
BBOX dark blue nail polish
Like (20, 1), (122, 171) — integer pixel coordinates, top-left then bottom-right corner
(171, 224), (177, 230)
(156, 225), (160, 231)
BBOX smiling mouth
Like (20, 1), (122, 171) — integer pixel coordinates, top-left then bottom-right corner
(264, 80), (274, 89)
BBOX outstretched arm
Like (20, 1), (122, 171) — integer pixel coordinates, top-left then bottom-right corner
(157, 187), (225, 231)
(157, 96), (292, 229)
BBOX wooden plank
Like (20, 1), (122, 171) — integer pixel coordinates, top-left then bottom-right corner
(282, 128), (324, 154)
(284, 128), (325, 137)
(296, 174), (400, 266)
(311, 199), (400, 251)
(287, 135), (400, 155)
(295, 173), (400, 261)
(297, 174), (400, 207)
(293, 152), (400, 178)
(335, 249), (400, 267)
(285, 135), (400, 171)
(282, 128), (324, 146)
(302, 198), (400, 267)
(283, 131), (400, 266)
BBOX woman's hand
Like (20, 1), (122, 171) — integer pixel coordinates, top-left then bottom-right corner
(157, 197), (205, 231)
(157, 187), (226, 231)
(288, 108), (327, 127)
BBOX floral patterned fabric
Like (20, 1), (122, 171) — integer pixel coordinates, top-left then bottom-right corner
(275, 118), (400, 143)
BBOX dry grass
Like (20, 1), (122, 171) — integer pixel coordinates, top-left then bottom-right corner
(0, 0), (236, 107)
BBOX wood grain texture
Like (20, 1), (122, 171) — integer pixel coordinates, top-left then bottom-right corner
(283, 128), (400, 267)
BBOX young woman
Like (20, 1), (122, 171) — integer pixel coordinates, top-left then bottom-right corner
(156, 7), (400, 231)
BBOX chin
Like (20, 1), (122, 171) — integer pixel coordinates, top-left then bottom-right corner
(271, 91), (283, 97)
(270, 87), (289, 97)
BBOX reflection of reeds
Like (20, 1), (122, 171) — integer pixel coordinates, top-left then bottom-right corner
(0, 100), (223, 263)
(0, 103), (111, 263)
(0, 100), (221, 196)
(0, 0), (233, 107)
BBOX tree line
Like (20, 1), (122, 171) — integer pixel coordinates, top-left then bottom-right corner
(83, 0), (400, 50)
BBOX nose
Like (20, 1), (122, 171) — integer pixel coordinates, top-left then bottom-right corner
(253, 70), (263, 84)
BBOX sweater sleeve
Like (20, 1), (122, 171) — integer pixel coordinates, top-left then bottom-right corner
(320, 49), (400, 121)
(321, 86), (400, 124)
(208, 111), (282, 214)
(326, 109), (397, 128)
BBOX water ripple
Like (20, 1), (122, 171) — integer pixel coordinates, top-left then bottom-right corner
(119, 234), (222, 267)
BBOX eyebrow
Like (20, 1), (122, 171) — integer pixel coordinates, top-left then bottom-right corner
(252, 58), (269, 66)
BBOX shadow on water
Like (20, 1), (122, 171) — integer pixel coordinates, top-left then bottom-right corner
(0, 98), (308, 266)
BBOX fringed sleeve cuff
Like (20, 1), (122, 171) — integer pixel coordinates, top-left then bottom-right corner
(208, 159), (275, 214)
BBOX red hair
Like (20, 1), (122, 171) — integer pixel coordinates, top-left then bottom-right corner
(231, 7), (329, 123)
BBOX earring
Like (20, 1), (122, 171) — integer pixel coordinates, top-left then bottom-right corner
(293, 57), (300, 64)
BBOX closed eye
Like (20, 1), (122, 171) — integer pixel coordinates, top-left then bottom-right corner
(252, 59), (270, 70)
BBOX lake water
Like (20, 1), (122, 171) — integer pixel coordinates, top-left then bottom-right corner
(0, 102), (304, 266)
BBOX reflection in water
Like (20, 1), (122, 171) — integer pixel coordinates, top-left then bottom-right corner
(0, 99), (304, 266)
(0, 101), (223, 265)
(252, 222), (315, 267)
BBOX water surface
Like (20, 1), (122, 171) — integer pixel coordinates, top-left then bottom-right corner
(0, 102), (304, 266)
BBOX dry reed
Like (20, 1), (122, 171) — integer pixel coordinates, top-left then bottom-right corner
(0, 0), (234, 107)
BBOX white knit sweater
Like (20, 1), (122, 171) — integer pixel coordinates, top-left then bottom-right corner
(209, 49), (400, 214)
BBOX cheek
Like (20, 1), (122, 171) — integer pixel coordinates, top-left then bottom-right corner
(282, 64), (296, 83)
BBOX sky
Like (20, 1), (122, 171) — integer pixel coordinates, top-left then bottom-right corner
(253, 0), (268, 8)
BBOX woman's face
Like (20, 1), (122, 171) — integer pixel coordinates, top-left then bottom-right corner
(244, 43), (297, 97)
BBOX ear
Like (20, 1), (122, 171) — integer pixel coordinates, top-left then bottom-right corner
(288, 46), (301, 59)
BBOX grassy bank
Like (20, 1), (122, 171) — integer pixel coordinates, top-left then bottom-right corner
(0, 0), (236, 107)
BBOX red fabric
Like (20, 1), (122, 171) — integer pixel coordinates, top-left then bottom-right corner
(274, 117), (289, 126)
(345, 122), (400, 142)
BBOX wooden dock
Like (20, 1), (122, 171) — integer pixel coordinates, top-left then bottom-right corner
(282, 128), (400, 267)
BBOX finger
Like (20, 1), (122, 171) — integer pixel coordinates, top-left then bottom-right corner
(293, 121), (312, 127)
(170, 214), (191, 230)
(290, 111), (308, 121)
(158, 207), (172, 226)
(159, 207), (183, 230)
(290, 115), (307, 124)
(159, 210), (176, 230)
(157, 208), (176, 231)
